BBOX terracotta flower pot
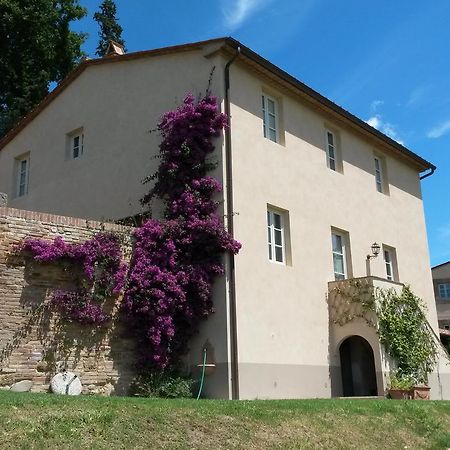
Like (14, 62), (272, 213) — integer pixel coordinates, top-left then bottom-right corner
(411, 386), (430, 400)
(388, 386), (430, 400)
(388, 388), (412, 400)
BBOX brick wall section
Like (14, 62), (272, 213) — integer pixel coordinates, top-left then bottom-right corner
(0, 207), (136, 395)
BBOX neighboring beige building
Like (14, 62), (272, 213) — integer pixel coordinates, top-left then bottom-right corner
(432, 261), (450, 330)
(0, 37), (449, 399)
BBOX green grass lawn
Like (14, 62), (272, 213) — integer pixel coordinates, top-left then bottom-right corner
(0, 391), (449, 449)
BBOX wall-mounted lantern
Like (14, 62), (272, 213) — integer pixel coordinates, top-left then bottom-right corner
(367, 242), (381, 260)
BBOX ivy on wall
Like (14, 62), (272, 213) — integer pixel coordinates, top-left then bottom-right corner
(376, 286), (438, 384)
(329, 282), (440, 385)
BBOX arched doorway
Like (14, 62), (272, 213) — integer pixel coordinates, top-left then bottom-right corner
(339, 335), (377, 397)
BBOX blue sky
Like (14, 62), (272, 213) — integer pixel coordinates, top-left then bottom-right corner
(74, 0), (450, 266)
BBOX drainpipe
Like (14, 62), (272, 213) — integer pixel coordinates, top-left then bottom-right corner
(419, 166), (436, 180)
(224, 46), (241, 400)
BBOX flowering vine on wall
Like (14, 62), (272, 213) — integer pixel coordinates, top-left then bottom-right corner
(124, 93), (241, 369)
(17, 92), (240, 371)
(17, 233), (128, 325)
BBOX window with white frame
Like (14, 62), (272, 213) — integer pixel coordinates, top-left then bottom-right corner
(16, 154), (30, 197)
(326, 130), (337, 171)
(374, 156), (384, 193)
(373, 155), (389, 195)
(71, 132), (84, 159)
(382, 245), (398, 281)
(384, 249), (394, 280)
(267, 209), (285, 263)
(331, 231), (348, 280)
(438, 283), (450, 299)
(262, 94), (278, 143)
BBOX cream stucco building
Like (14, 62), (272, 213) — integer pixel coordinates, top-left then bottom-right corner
(432, 261), (450, 329)
(0, 37), (449, 399)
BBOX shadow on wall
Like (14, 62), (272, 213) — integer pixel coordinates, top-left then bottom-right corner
(0, 253), (136, 395)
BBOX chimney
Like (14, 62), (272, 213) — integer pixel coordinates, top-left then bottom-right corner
(105, 41), (125, 57)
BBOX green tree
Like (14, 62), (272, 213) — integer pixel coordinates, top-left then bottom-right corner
(0, 0), (87, 137)
(93, 0), (125, 57)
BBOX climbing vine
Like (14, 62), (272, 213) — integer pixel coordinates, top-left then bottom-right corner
(376, 286), (438, 384)
(329, 282), (439, 384)
(17, 233), (128, 325)
(15, 93), (240, 373)
(123, 93), (241, 369)
(328, 278), (376, 327)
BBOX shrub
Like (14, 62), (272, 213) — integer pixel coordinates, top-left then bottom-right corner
(130, 370), (193, 398)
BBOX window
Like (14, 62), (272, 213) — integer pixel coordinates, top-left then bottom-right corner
(15, 154), (30, 197)
(382, 245), (398, 281)
(332, 233), (346, 280)
(267, 209), (285, 263)
(438, 283), (450, 299)
(326, 130), (337, 171)
(331, 231), (349, 280)
(71, 133), (84, 159)
(384, 249), (393, 280)
(374, 157), (383, 192)
(262, 94), (278, 142)
(66, 128), (84, 160)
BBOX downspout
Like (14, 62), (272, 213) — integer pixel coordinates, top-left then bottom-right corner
(224, 46), (241, 400)
(419, 166), (436, 180)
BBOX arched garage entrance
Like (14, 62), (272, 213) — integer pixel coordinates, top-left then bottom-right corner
(339, 335), (378, 397)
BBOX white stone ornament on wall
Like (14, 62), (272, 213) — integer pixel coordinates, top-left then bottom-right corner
(51, 371), (82, 395)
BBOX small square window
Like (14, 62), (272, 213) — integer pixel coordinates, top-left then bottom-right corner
(438, 283), (450, 299)
(15, 154), (30, 198)
(262, 94), (278, 143)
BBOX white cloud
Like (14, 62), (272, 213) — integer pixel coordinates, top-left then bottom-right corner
(367, 115), (381, 129)
(439, 224), (450, 239)
(222, 0), (270, 29)
(370, 100), (384, 113)
(366, 114), (404, 145)
(427, 119), (450, 139)
(406, 85), (429, 107)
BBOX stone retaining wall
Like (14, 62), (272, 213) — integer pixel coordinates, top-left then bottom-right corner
(0, 207), (136, 395)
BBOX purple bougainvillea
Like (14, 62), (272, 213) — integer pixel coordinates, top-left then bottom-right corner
(16, 93), (240, 369)
(18, 232), (127, 325)
(124, 94), (241, 369)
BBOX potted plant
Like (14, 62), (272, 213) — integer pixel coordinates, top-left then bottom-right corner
(388, 373), (414, 400)
(388, 373), (431, 400)
(377, 287), (437, 401)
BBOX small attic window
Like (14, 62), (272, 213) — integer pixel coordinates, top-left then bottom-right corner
(66, 128), (84, 160)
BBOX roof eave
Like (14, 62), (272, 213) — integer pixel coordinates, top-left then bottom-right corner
(222, 37), (435, 173)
